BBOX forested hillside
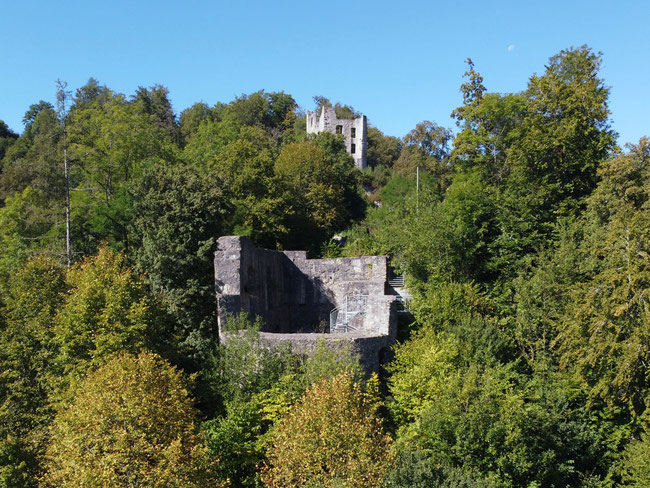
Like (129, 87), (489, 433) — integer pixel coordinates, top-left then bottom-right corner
(1, 45), (649, 487)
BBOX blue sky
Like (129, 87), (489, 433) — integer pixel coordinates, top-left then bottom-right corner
(1, 0), (648, 146)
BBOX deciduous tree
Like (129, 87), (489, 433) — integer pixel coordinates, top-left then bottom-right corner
(52, 246), (170, 390)
(262, 373), (391, 488)
(41, 352), (220, 487)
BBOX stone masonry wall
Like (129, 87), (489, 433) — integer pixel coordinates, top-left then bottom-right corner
(214, 236), (396, 372)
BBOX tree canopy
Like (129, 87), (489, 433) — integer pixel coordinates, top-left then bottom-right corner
(0, 45), (648, 487)
(41, 352), (219, 487)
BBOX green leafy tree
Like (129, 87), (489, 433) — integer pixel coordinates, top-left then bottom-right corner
(68, 89), (176, 253)
(621, 418), (650, 487)
(204, 320), (363, 487)
(451, 91), (526, 188)
(52, 246), (170, 390)
(394, 171), (496, 284)
(133, 84), (181, 144)
(41, 352), (220, 487)
(262, 373), (392, 488)
(210, 125), (277, 199)
(179, 102), (212, 145)
(21, 101), (55, 133)
(511, 46), (616, 212)
(512, 220), (586, 365)
(72, 78), (112, 110)
(0, 188), (60, 291)
(223, 90), (297, 141)
(202, 316), (298, 486)
(1, 104), (63, 202)
(275, 141), (347, 242)
(0, 120), (18, 162)
(129, 163), (231, 368)
(0, 256), (66, 487)
(393, 121), (453, 191)
(450, 58), (524, 187)
(366, 126), (401, 170)
(449, 47), (616, 287)
(275, 137), (364, 251)
(182, 116), (241, 169)
(558, 140), (650, 417)
(389, 336), (610, 487)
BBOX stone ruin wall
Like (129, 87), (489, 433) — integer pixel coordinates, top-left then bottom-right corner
(306, 106), (368, 170)
(214, 235), (396, 372)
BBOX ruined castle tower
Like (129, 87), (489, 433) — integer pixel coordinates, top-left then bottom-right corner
(306, 106), (367, 170)
(214, 236), (398, 373)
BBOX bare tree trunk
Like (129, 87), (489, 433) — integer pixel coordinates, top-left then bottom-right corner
(64, 142), (71, 268)
(57, 79), (72, 268)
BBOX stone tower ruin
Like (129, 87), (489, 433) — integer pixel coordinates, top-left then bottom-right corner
(214, 236), (398, 373)
(306, 106), (367, 170)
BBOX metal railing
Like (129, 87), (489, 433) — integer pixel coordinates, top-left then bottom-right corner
(329, 294), (368, 333)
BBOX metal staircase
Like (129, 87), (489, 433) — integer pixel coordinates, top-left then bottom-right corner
(388, 272), (411, 311)
(388, 274), (405, 288)
(329, 294), (368, 333)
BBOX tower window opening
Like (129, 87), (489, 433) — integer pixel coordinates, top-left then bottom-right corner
(351, 143), (356, 154)
(351, 127), (356, 138)
(336, 125), (343, 134)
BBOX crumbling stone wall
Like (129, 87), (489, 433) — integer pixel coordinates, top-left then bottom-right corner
(214, 236), (396, 372)
(306, 106), (368, 170)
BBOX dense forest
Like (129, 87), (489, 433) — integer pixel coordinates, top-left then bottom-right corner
(1, 45), (649, 487)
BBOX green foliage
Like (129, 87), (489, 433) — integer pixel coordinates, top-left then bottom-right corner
(274, 138), (363, 251)
(394, 121), (453, 188)
(389, 339), (611, 487)
(512, 220), (585, 365)
(178, 102), (212, 145)
(209, 125), (277, 195)
(133, 84), (180, 143)
(366, 126), (401, 170)
(69, 90), (174, 197)
(182, 115), (241, 167)
(41, 351), (220, 487)
(0, 51), (645, 485)
(204, 398), (265, 486)
(73, 77), (112, 109)
(68, 89), (177, 252)
(0, 256), (66, 487)
(299, 338), (362, 388)
(1, 105), (63, 202)
(0, 120), (18, 163)
(621, 422), (650, 486)
(514, 46), (616, 209)
(0, 188), (60, 292)
(212, 315), (296, 404)
(129, 162), (231, 366)
(52, 246), (170, 389)
(342, 173), (417, 258)
(449, 47), (616, 287)
(388, 327), (461, 423)
(557, 140), (650, 417)
(262, 373), (392, 488)
(1, 256), (65, 428)
(203, 321), (364, 487)
(0, 436), (36, 488)
(382, 170), (495, 284)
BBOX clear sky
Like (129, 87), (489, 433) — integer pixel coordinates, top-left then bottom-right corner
(1, 0), (648, 146)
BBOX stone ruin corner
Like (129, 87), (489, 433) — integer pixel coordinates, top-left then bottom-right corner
(214, 235), (399, 373)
